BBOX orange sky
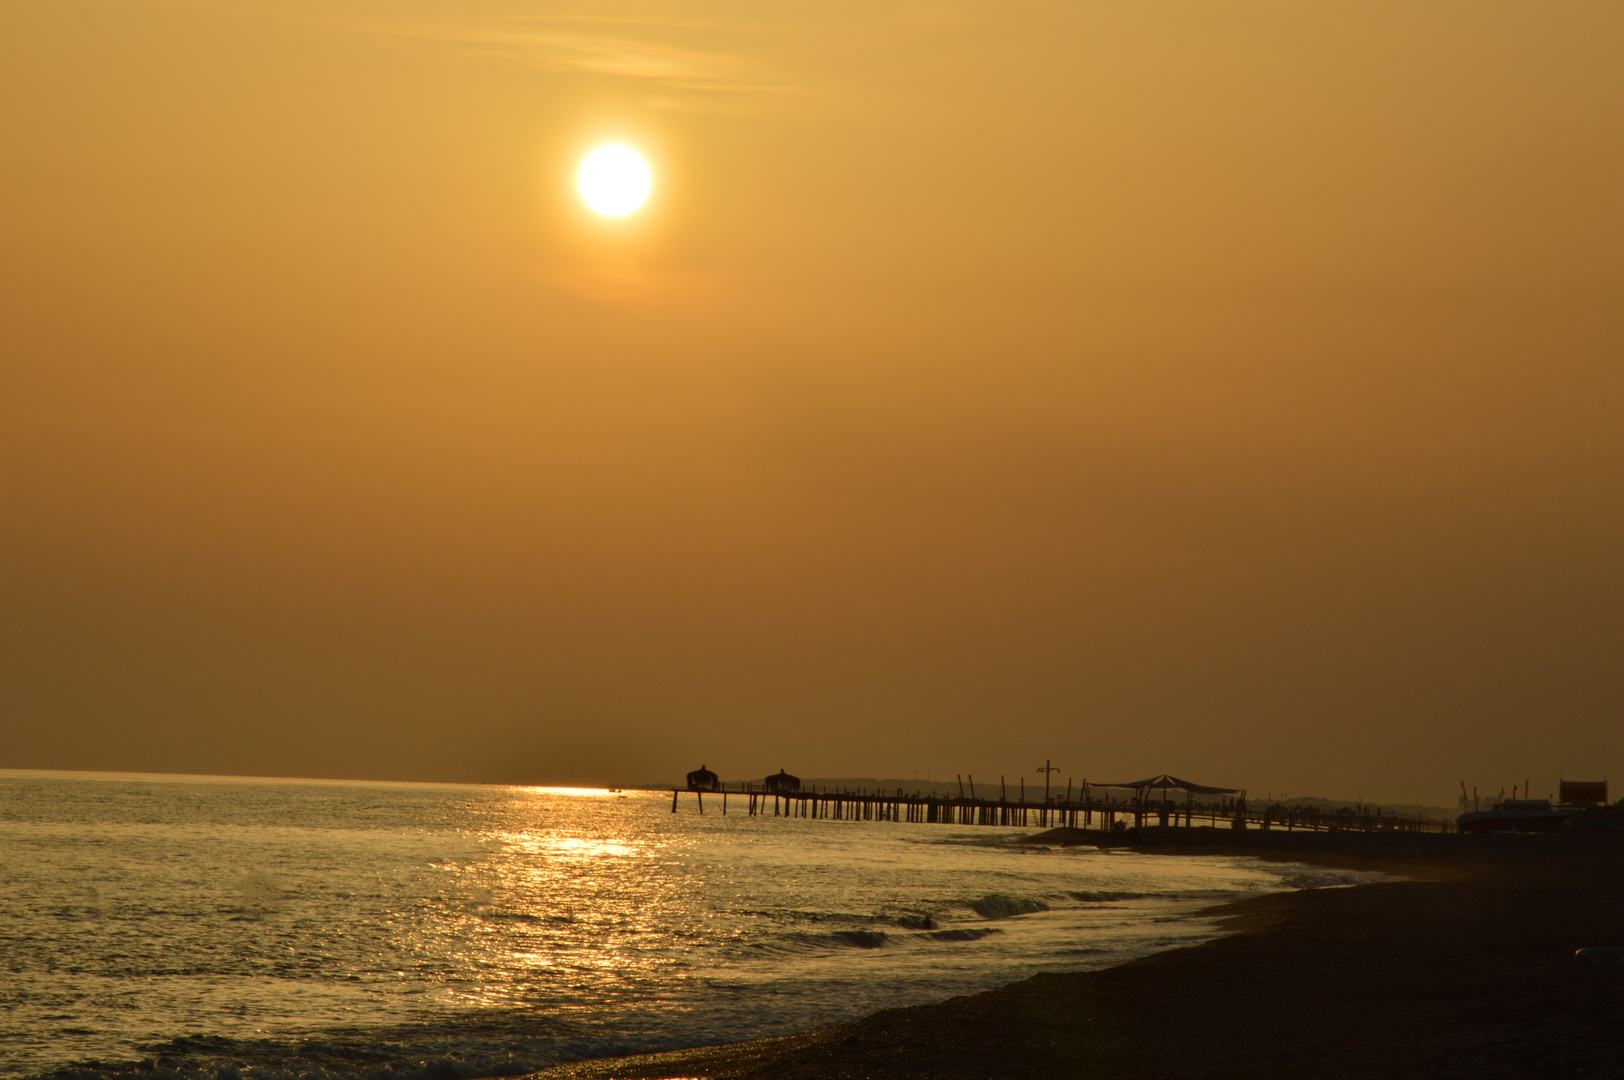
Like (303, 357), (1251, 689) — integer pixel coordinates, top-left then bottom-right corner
(2, 1), (1620, 803)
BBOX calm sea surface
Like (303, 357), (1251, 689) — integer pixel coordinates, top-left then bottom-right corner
(0, 771), (1371, 1079)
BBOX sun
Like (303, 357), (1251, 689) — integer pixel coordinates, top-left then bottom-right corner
(577, 145), (651, 217)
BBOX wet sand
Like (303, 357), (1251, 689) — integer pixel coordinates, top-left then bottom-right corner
(531, 828), (1624, 1079)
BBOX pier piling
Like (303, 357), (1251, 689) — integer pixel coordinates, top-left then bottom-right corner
(669, 778), (1448, 834)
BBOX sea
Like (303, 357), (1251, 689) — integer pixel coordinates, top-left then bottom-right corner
(0, 771), (1375, 1080)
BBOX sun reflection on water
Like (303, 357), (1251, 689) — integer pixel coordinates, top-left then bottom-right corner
(392, 787), (711, 1014)
(492, 832), (639, 861)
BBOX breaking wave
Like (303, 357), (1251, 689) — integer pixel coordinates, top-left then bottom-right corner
(1069, 890), (1148, 903)
(755, 924), (1008, 954)
(1276, 870), (1384, 890)
(28, 1025), (647, 1080)
(967, 894), (1049, 919)
(922, 927), (1001, 943)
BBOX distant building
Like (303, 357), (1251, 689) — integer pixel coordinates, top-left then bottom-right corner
(763, 769), (801, 795)
(686, 766), (722, 792)
(1560, 779), (1608, 805)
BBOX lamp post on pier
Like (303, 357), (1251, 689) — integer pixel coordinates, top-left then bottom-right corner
(1037, 759), (1060, 827)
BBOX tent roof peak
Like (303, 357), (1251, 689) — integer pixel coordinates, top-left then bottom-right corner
(1091, 774), (1242, 796)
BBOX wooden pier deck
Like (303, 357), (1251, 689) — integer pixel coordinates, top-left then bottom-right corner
(671, 783), (1451, 834)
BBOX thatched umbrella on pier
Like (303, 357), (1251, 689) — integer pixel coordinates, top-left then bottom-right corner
(1092, 775), (1243, 826)
(763, 769), (801, 795)
(686, 765), (722, 792)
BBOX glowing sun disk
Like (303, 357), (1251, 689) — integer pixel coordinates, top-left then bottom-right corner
(578, 146), (651, 216)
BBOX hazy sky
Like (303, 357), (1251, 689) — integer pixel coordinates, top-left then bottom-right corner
(3, 1), (1620, 804)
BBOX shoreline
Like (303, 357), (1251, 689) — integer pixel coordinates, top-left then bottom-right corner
(530, 828), (1624, 1079)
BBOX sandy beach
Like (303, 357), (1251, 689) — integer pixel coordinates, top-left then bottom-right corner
(530, 828), (1624, 1079)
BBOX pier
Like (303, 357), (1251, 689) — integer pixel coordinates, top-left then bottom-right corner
(670, 772), (1451, 834)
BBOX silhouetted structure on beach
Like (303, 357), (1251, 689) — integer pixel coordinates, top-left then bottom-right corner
(669, 767), (1448, 832)
(1561, 779), (1608, 805)
(686, 766), (722, 792)
(1093, 775), (1245, 828)
(763, 769), (801, 795)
